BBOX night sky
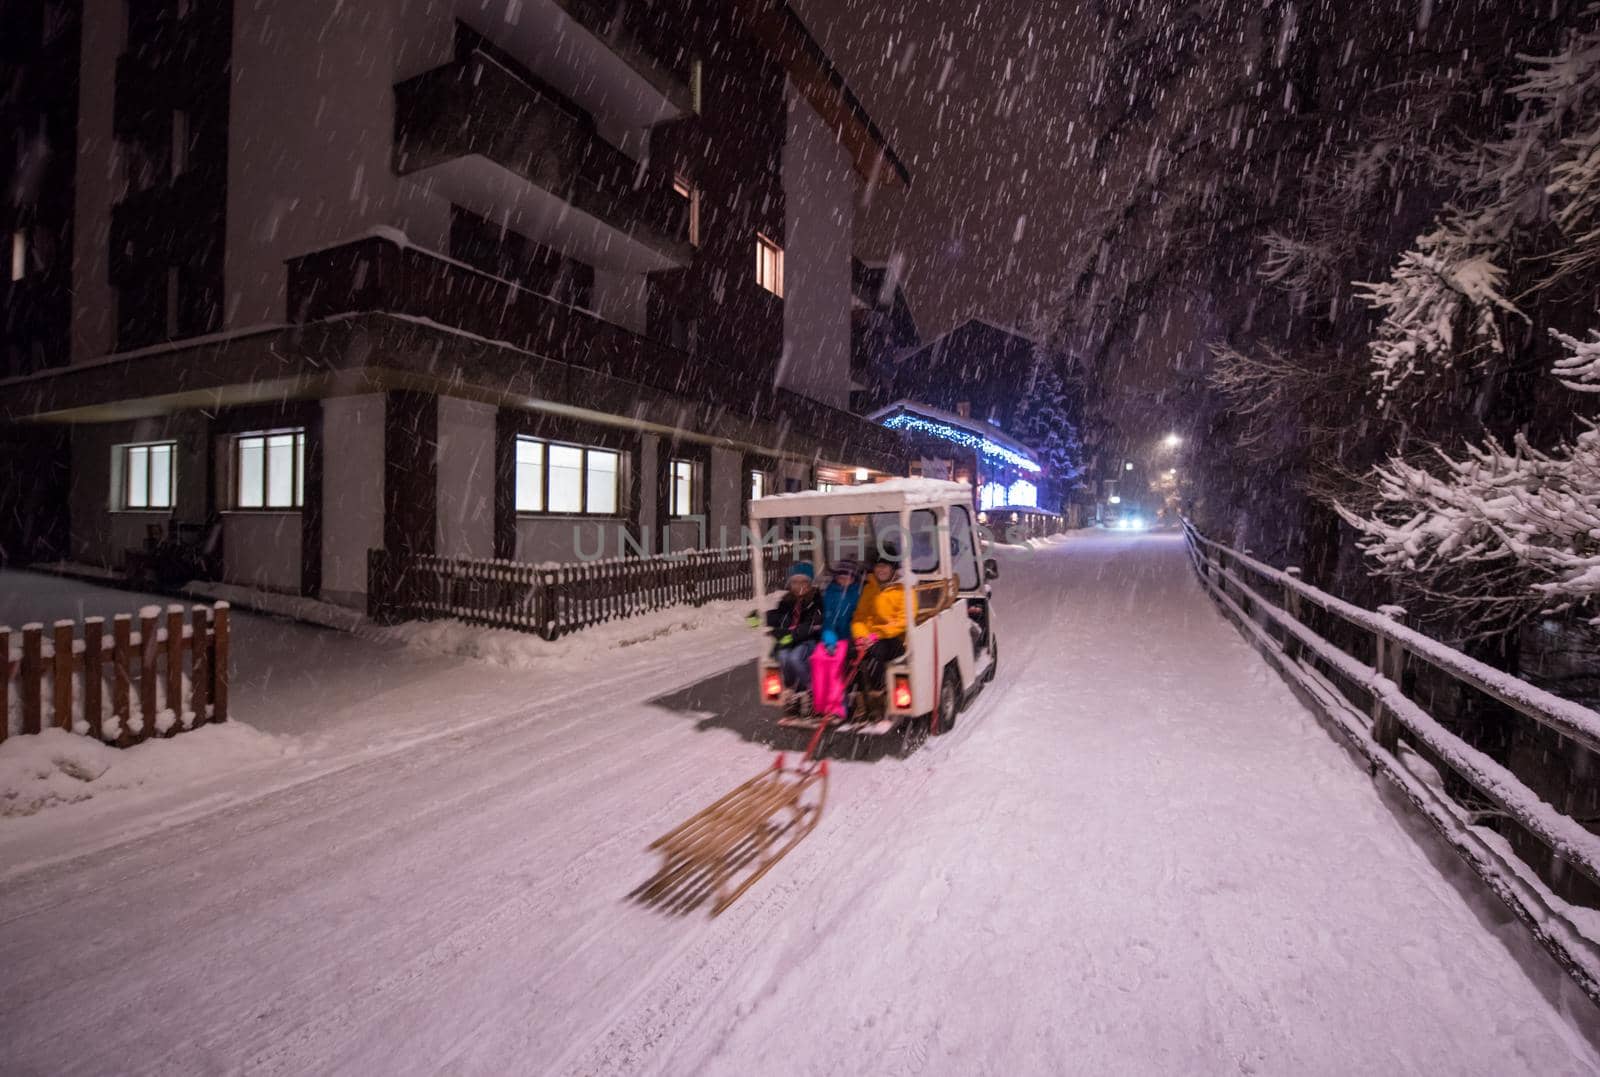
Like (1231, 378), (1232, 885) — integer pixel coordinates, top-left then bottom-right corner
(797, 0), (1102, 340)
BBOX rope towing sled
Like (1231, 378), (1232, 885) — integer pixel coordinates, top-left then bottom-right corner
(637, 722), (832, 916)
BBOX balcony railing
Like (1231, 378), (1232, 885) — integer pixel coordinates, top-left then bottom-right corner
(393, 50), (688, 251)
(286, 234), (730, 399)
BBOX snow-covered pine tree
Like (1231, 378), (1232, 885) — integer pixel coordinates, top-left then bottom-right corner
(1339, 329), (1600, 636)
(1012, 348), (1086, 501)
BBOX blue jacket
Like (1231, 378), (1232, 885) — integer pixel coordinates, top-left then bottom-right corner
(820, 580), (862, 641)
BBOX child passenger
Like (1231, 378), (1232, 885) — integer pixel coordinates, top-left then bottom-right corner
(809, 561), (863, 719)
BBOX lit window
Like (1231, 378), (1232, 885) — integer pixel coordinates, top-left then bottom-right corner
(980, 482), (1007, 510)
(673, 175), (700, 246)
(755, 234), (783, 296)
(1008, 479), (1037, 508)
(514, 436), (620, 515)
(670, 458), (698, 517)
(750, 470), (767, 501)
(515, 438), (544, 512)
(234, 429), (305, 510)
(117, 441), (176, 510)
(10, 230), (25, 282)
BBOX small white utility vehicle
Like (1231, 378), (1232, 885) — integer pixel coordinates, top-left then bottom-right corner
(748, 478), (1000, 738)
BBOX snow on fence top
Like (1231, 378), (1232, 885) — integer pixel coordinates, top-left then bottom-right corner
(1184, 524), (1600, 753)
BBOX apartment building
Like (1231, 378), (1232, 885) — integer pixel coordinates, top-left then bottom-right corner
(0, 0), (910, 606)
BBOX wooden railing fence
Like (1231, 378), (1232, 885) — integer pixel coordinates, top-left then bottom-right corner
(368, 545), (793, 640)
(2, 603), (230, 747)
(1182, 521), (1600, 1003)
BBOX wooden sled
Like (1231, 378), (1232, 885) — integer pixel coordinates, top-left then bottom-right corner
(638, 752), (828, 916)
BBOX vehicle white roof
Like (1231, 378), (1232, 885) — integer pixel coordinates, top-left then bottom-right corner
(749, 477), (973, 519)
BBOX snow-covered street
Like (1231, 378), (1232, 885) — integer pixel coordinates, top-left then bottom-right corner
(2, 533), (1597, 1075)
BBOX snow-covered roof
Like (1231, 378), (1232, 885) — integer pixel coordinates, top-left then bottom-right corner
(749, 477), (973, 519)
(917, 316), (1041, 351)
(868, 399), (1040, 465)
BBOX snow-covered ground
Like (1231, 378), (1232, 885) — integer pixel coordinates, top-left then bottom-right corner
(2, 535), (1597, 1074)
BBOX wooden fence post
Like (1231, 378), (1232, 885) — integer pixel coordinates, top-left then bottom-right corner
(112, 615), (131, 739)
(212, 603), (230, 722)
(53, 620), (73, 731)
(165, 605), (184, 734)
(0, 626), (9, 744)
(21, 624), (41, 735)
(1282, 567), (1304, 662)
(190, 606), (209, 727)
(84, 617), (104, 740)
(1371, 606), (1408, 753)
(138, 607), (158, 741)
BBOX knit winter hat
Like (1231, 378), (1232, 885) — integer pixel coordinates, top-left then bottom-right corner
(788, 561), (815, 582)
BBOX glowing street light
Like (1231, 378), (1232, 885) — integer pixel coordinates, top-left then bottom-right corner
(1164, 433), (1182, 449)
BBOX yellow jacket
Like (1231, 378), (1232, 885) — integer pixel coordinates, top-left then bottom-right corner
(851, 575), (907, 640)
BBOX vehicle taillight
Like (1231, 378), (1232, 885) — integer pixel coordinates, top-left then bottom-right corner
(763, 669), (783, 700)
(892, 674), (912, 710)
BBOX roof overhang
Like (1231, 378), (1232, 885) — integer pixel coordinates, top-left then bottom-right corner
(737, 0), (911, 190)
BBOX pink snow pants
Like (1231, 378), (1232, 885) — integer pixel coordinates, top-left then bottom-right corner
(810, 643), (849, 719)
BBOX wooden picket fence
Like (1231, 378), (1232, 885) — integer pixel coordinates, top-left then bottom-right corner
(368, 544), (793, 639)
(1, 603), (230, 747)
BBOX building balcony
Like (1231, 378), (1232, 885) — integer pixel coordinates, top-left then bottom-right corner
(393, 47), (691, 275)
(285, 234), (736, 401)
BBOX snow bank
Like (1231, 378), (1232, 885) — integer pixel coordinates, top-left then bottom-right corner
(182, 581), (366, 633)
(389, 597), (757, 671)
(0, 724), (286, 819)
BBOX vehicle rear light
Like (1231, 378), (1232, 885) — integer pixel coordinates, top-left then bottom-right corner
(892, 674), (912, 710)
(763, 668), (783, 700)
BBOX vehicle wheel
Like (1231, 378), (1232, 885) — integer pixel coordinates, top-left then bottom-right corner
(982, 637), (998, 683)
(932, 666), (961, 736)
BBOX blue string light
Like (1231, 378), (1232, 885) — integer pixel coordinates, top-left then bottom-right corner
(879, 413), (1043, 473)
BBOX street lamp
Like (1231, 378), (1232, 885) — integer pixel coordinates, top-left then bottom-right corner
(1164, 433), (1182, 449)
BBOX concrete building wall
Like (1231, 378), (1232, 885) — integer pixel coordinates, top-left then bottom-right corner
(320, 393), (385, 607)
(514, 518), (629, 564)
(639, 434), (659, 541)
(779, 84), (855, 411)
(225, 0), (453, 329)
(591, 270), (648, 335)
(69, 0), (121, 362)
(222, 514), (301, 591)
(710, 447), (743, 547)
(436, 396), (495, 560)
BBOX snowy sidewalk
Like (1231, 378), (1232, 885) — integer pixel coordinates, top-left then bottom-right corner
(0, 535), (1596, 1075)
